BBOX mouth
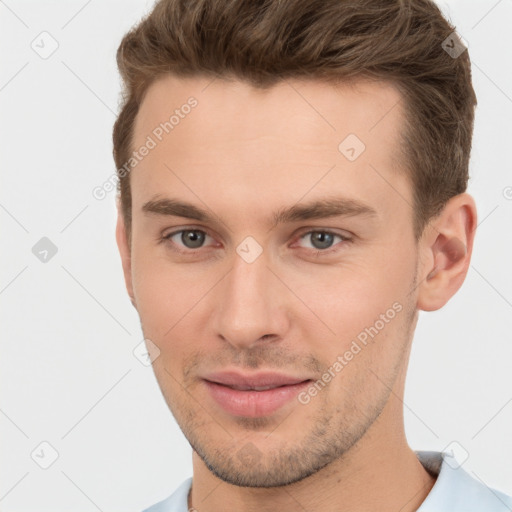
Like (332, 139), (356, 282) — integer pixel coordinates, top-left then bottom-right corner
(203, 370), (311, 388)
(212, 383), (300, 391)
(202, 371), (312, 417)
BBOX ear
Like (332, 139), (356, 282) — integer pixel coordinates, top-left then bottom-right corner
(416, 193), (477, 312)
(115, 197), (137, 310)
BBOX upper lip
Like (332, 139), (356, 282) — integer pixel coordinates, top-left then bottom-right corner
(203, 370), (311, 389)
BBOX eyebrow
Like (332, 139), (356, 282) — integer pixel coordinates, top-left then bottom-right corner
(141, 196), (378, 226)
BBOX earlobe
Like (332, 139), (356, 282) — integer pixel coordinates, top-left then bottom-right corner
(115, 200), (137, 309)
(417, 193), (477, 312)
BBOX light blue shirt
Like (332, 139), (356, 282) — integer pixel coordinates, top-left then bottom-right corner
(142, 451), (512, 512)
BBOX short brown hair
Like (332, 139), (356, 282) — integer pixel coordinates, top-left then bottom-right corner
(113, 0), (477, 244)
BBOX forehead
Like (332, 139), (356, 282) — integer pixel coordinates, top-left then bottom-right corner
(130, 75), (410, 226)
(134, 74), (403, 148)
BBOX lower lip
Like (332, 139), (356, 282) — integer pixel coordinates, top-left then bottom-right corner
(203, 380), (311, 417)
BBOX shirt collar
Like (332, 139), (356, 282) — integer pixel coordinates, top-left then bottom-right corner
(415, 450), (512, 511)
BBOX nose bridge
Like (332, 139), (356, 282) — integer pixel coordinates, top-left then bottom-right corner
(213, 246), (286, 348)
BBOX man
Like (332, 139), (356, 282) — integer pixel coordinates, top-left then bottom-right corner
(113, 0), (512, 511)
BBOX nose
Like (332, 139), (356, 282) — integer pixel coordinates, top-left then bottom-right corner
(212, 247), (289, 351)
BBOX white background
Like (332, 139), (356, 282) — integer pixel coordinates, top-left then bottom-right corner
(1, 1), (511, 510)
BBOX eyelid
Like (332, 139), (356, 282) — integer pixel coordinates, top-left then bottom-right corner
(294, 227), (352, 240)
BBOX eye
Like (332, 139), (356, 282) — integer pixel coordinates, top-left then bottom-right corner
(296, 230), (350, 252)
(161, 228), (351, 256)
(162, 229), (214, 251)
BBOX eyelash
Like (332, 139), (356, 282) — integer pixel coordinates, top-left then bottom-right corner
(160, 228), (352, 256)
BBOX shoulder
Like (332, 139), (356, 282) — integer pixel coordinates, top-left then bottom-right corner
(141, 477), (192, 512)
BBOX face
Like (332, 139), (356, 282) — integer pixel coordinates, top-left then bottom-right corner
(121, 75), (422, 487)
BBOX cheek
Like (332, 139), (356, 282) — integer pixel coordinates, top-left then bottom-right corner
(280, 250), (414, 365)
(131, 245), (219, 348)
(281, 261), (403, 333)
(131, 247), (184, 331)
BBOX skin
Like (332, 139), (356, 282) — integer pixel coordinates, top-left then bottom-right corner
(116, 75), (477, 512)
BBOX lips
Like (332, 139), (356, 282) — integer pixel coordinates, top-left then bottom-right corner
(202, 370), (312, 417)
(203, 370), (310, 389)
(223, 384), (283, 391)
